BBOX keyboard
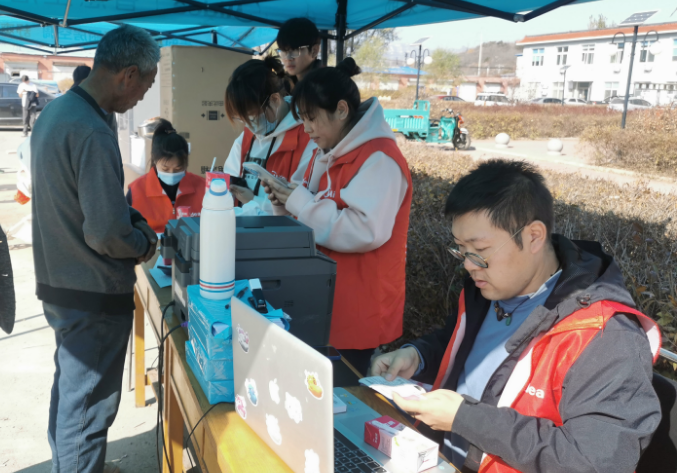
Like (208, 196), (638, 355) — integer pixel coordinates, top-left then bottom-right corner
(334, 428), (389, 473)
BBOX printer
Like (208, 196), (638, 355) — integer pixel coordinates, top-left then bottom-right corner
(161, 216), (336, 347)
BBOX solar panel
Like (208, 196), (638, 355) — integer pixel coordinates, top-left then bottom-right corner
(619, 11), (658, 26)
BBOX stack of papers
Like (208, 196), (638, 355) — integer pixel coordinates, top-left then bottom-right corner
(358, 376), (427, 401)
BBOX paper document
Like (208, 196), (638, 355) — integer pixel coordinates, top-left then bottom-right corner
(359, 376), (427, 401)
(149, 258), (172, 288)
(333, 393), (347, 414)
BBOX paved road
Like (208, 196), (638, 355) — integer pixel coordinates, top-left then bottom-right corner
(434, 137), (677, 195)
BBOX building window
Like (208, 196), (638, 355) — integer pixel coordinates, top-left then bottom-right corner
(553, 82), (564, 99)
(557, 46), (568, 65)
(640, 41), (655, 63)
(673, 39), (677, 61)
(610, 43), (624, 64)
(604, 82), (619, 99)
(532, 48), (544, 66)
(582, 44), (595, 64)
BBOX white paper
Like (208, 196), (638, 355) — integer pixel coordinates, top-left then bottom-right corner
(359, 376), (426, 401)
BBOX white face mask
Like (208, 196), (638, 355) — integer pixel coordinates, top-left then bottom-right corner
(157, 170), (185, 186)
(245, 96), (280, 137)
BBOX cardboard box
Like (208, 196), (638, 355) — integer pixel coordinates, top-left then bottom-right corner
(160, 46), (249, 178)
(364, 416), (439, 473)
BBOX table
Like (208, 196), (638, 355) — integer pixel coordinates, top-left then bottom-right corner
(132, 253), (457, 472)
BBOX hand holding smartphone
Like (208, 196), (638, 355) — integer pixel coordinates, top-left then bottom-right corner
(242, 163), (292, 189)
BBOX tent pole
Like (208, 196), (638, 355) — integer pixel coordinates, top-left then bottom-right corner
(212, 30), (218, 44)
(335, 0), (348, 63)
(321, 31), (329, 67)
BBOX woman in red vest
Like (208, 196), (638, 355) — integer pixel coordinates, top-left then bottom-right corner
(224, 56), (316, 215)
(127, 119), (206, 233)
(264, 58), (413, 375)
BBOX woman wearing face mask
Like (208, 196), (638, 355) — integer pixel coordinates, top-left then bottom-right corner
(126, 118), (205, 233)
(224, 56), (316, 214)
(276, 18), (321, 87)
(263, 58), (413, 375)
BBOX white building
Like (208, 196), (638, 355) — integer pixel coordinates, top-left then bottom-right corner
(516, 22), (677, 105)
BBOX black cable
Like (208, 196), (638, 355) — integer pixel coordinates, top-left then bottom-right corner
(157, 301), (175, 473)
(184, 403), (223, 472)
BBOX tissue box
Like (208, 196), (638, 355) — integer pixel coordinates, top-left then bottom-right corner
(190, 337), (234, 381)
(364, 416), (438, 473)
(186, 341), (235, 404)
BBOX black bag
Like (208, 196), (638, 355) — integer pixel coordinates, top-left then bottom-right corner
(24, 90), (39, 109)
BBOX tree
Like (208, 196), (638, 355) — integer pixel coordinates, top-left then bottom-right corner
(353, 36), (389, 89)
(588, 14), (615, 30)
(426, 48), (461, 85)
(346, 28), (397, 57)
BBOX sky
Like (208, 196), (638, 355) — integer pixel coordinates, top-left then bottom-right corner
(396, 0), (677, 51)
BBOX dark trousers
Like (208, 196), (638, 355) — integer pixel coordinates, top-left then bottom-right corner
(23, 106), (36, 135)
(44, 302), (133, 473)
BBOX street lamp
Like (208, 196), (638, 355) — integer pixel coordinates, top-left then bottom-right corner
(614, 10), (658, 129)
(405, 37), (432, 101)
(559, 65), (570, 106)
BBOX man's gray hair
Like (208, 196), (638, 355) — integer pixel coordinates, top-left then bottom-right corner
(93, 25), (160, 75)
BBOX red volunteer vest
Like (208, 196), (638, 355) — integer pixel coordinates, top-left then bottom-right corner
(432, 292), (661, 473)
(128, 169), (206, 233)
(240, 124), (311, 182)
(302, 138), (413, 349)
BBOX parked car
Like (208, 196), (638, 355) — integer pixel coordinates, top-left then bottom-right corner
(531, 97), (563, 105)
(608, 97), (653, 112)
(0, 82), (56, 128)
(474, 93), (511, 107)
(9, 78), (61, 96)
(562, 98), (590, 106)
(589, 96), (629, 106)
(438, 95), (465, 102)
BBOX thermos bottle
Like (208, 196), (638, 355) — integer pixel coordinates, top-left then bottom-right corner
(199, 179), (235, 300)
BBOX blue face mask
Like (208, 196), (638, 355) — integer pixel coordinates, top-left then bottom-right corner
(157, 170), (185, 186)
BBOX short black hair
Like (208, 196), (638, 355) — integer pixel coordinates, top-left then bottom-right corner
(21, 75), (29, 82)
(276, 18), (320, 50)
(445, 159), (554, 249)
(72, 65), (91, 86)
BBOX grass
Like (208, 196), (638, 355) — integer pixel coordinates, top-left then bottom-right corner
(397, 140), (677, 376)
(581, 108), (677, 177)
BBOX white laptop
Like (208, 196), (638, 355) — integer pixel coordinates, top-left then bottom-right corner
(232, 297), (453, 473)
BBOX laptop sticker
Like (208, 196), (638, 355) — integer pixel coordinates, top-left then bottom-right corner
(304, 449), (320, 473)
(269, 379), (281, 404)
(266, 414), (282, 445)
(285, 392), (303, 424)
(304, 371), (324, 400)
(235, 395), (247, 419)
(237, 325), (249, 353)
(245, 378), (259, 406)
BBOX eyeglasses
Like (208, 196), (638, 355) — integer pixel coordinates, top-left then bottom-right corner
(276, 46), (310, 60)
(448, 226), (525, 269)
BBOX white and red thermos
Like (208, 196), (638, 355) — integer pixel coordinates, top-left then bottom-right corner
(200, 179), (235, 300)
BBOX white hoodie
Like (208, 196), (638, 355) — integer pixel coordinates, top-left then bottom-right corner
(224, 96), (316, 215)
(283, 98), (409, 254)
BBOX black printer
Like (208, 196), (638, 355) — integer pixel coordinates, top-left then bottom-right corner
(161, 216), (336, 346)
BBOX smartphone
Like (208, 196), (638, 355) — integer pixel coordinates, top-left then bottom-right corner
(242, 163), (291, 189)
(230, 176), (248, 188)
(313, 346), (342, 361)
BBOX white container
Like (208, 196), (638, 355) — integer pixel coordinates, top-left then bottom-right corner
(200, 179), (235, 300)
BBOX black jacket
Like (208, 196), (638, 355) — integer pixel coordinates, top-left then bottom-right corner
(411, 234), (661, 473)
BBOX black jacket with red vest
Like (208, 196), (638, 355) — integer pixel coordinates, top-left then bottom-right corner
(411, 234), (661, 473)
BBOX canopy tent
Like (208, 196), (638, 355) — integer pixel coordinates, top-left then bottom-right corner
(0, 16), (278, 55)
(0, 0), (594, 60)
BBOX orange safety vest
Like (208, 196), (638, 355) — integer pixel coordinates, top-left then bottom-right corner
(128, 169), (206, 233)
(432, 293), (661, 473)
(240, 124), (311, 182)
(302, 138), (413, 349)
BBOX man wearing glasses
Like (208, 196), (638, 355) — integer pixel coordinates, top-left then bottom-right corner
(371, 159), (661, 473)
(275, 18), (321, 85)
